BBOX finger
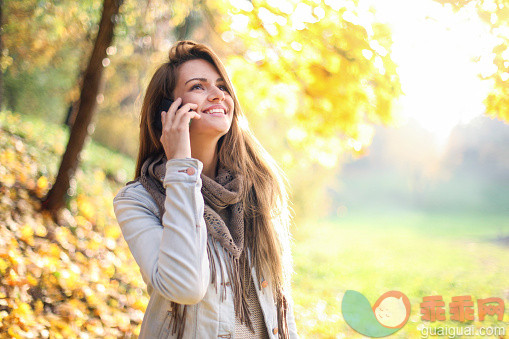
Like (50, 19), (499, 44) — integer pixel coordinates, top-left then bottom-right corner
(165, 103), (178, 126)
(169, 97), (183, 113)
(160, 112), (165, 142)
(161, 110), (175, 130)
(183, 111), (199, 128)
(172, 109), (196, 129)
(175, 102), (198, 116)
(165, 98), (181, 127)
(188, 112), (201, 126)
(173, 103), (198, 125)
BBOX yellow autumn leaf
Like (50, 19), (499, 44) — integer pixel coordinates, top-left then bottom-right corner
(8, 250), (21, 268)
(87, 234), (103, 251)
(2, 173), (16, 187)
(55, 226), (76, 248)
(34, 300), (44, 315)
(0, 258), (9, 275)
(74, 215), (91, 228)
(8, 326), (24, 339)
(114, 312), (131, 330)
(77, 194), (96, 222)
(37, 176), (48, 190)
(57, 269), (81, 293)
(26, 274), (38, 286)
(1, 149), (16, 164)
(132, 296), (148, 311)
(17, 171), (28, 185)
(133, 324), (141, 336)
(104, 264), (115, 278)
(19, 224), (34, 246)
(34, 223), (47, 237)
(104, 225), (121, 239)
(74, 251), (87, 264)
(48, 243), (61, 258)
(14, 302), (33, 316)
(86, 293), (100, 307)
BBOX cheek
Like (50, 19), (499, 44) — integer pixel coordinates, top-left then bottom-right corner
(227, 97), (235, 110)
(180, 93), (198, 104)
(179, 90), (205, 104)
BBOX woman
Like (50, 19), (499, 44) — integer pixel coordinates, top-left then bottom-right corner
(113, 40), (298, 338)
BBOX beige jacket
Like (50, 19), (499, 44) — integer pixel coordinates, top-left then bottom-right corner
(113, 158), (299, 338)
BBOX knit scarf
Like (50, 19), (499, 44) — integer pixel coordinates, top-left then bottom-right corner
(129, 153), (289, 338)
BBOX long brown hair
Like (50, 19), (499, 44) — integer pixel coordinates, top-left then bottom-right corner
(134, 40), (293, 299)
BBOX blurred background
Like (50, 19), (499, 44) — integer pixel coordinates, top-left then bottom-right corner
(0, 0), (508, 337)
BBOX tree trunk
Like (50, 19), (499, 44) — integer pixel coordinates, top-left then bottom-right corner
(41, 0), (122, 217)
(64, 100), (80, 127)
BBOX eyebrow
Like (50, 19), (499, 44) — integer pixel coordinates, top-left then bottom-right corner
(185, 77), (224, 85)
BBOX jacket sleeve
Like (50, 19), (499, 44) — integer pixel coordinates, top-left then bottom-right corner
(113, 158), (210, 305)
(287, 294), (299, 338)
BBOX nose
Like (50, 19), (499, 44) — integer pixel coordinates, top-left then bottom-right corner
(208, 85), (225, 102)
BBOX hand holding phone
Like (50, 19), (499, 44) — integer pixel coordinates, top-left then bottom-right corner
(159, 97), (201, 160)
(155, 98), (196, 131)
(154, 98), (179, 131)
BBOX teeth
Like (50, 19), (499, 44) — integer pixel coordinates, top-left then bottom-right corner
(204, 108), (225, 114)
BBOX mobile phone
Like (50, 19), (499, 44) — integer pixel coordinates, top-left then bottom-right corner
(154, 98), (188, 131)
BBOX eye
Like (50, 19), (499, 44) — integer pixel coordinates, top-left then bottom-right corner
(190, 84), (204, 90)
(218, 85), (229, 92)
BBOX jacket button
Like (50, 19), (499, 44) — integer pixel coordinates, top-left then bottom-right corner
(261, 280), (268, 288)
(186, 167), (195, 175)
(272, 327), (278, 335)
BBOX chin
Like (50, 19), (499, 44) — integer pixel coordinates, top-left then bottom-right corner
(192, 125), (231, 138)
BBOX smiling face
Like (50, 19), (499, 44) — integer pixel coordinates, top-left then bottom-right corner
(172, 58), (234, 141)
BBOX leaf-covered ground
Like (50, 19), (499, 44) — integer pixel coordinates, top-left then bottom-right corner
(0, 111), (144, 338)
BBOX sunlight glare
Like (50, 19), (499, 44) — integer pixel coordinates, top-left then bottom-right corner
(361, 0), (499, 147)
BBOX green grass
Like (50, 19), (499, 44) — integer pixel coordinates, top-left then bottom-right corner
(291, 210), (509, 338)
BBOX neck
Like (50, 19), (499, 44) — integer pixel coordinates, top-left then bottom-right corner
(191, 137), (220, 178)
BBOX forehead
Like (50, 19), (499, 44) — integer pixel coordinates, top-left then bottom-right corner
(177, 59), (222, 82)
